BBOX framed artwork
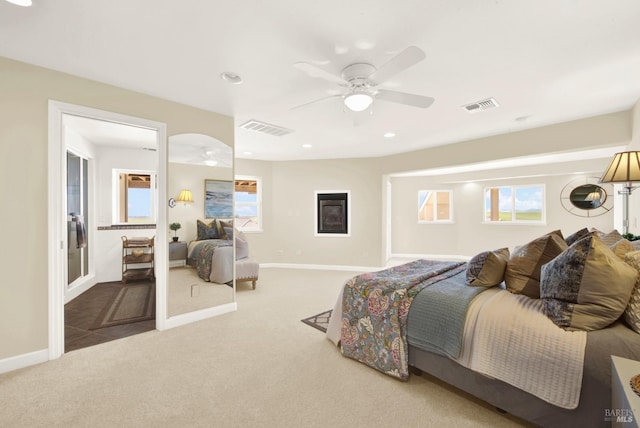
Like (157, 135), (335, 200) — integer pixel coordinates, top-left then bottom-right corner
(315, 191), (350, 236)
(204, 179), (234, 218)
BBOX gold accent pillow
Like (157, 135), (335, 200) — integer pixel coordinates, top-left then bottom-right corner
(504, 230), (567, 298)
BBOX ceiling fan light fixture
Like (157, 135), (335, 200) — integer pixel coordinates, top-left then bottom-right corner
(344, 92), (373, 112)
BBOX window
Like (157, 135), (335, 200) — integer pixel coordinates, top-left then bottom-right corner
(113, 169), (156, 224)
(418, 190), (452, 222)
(235, 176), (262, 232)
(484, 185), (545, 223)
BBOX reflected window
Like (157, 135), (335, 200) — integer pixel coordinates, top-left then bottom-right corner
(235, 176), (262, 232)
(418, 190), (452, 223)
(113, 169), (156, 224)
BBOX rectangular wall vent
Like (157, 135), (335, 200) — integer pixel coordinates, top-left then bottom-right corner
(239, 119), (293, 137)
(462, 98), (499, 113)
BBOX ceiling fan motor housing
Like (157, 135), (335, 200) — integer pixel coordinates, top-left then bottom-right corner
(341, 63), (377, 88)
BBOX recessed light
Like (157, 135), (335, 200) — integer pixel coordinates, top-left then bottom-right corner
(384, 132), (396, 138)
(204, 160), (218, 166)
(243, 151), (253, 155)
(302, 144), (312, 149)
(5, 0), (32, 5)
(220, 72), (242, 84)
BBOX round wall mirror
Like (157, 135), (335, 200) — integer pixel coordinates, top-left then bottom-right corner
(561, 177), (613, 217)
(569, 184), (607, 209)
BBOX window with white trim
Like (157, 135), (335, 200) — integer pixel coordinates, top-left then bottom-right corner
(418, 190), (452, 222)
(112, 169), (156, 224)
(235, 176), (262, 232)
(484, 185), (545, 223)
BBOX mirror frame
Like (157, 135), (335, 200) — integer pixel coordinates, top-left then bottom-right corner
(560, 177), (613, 218)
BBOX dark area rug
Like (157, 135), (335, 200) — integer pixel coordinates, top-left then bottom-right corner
(301, 309), (332, 333)
(91, 283), (155, 330)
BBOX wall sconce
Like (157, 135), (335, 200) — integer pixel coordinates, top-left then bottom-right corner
(599, 151), (640, 234)
(176, 189), (194, 206)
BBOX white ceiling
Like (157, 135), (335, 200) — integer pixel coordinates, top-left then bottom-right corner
(2, 0), (640, 162)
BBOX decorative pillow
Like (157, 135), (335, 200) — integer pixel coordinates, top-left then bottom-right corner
(236, 229), (249, 260)
(565, 228), (590, 246)
(223, 226), (233, 240)
(504, 230), (567, 298)
(624, 251), (640, 334)
(219, 220), (233, 240)
(465, 248), (510, 287)
(540, 235), (637, 331)
(592, 229), (624, 246)
(196, 219), (220, 240)
(611, 239), (635, 260)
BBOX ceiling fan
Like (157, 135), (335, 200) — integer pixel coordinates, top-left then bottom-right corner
(293, 46), (434, 113)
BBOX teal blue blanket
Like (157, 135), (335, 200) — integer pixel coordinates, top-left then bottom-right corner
(407, 270), (487, 360)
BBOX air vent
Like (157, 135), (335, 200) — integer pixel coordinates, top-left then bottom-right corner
(239, 120), (293, 137)
(462, 98), (499, 113)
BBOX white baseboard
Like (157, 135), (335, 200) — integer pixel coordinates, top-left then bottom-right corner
(161, 302), (237, 330)
(64, 274), (97, 303)
(260, 263), (381, 272)
(259, 256), (470, 272)
(0, 348), (49, 374)
(389, 253), (472, 262)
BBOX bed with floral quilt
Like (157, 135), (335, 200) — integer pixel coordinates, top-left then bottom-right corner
(186, 219), (234, 284)
(326, 228), (640, 428)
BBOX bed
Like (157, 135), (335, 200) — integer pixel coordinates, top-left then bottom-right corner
(186, 219), (234, 284)
(326, 229), (640, 427)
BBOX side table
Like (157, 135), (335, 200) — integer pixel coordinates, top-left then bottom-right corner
(611, 355), (640, 427)
(169, 241), (187, 268)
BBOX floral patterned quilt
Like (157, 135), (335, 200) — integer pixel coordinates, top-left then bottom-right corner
(188, 239), (231, 281)
(340, 259), (466, 380)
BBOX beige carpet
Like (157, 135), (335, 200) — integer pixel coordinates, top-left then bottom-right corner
(0, 268), (531, 428)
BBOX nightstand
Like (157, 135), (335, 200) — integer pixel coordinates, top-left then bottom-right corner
(611, 355), (640, 427)
(168, 241), (187, 268)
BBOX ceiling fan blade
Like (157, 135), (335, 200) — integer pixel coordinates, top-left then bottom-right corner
(290, 94), (342, 110)
(376, 89), (434, 108)
(293, 62), (348, 85)
(368, 46), (426, 85)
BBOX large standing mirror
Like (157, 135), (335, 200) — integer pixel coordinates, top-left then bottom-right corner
(167, 133), (234, 317)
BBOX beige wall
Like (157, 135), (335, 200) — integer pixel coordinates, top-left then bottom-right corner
(0, 56), (233, 361)
(236, 157), (384, 268)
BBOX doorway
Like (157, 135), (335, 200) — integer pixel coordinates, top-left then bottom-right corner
(48, 101), (168, 360)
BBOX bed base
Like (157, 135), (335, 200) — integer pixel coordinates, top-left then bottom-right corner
(408, 345), (606, 428)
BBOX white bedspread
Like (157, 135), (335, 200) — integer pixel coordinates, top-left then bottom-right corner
(458, 289), (587, 409)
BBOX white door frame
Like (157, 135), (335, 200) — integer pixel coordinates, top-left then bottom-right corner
(48, 100), (168, 360)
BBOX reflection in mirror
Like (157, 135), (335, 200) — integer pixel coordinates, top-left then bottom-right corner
(570, 184), (607, 210)
(168, 133), (234, 317)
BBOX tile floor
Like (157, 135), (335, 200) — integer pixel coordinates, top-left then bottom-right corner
(64, 280), (156, 353)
